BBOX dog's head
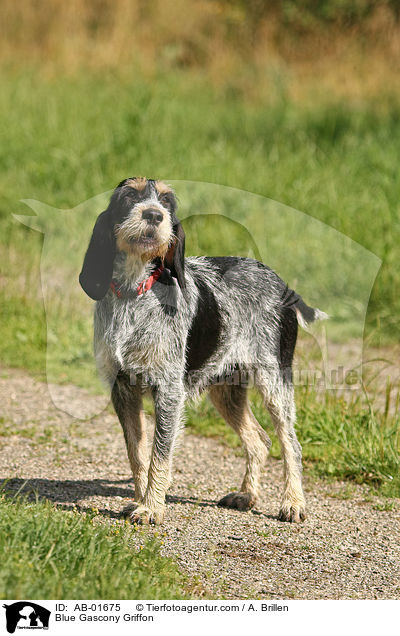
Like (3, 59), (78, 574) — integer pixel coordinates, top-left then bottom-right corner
(79, 178), (185, 300)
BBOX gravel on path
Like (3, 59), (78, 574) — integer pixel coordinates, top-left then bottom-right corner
(0, 368), (399, 599)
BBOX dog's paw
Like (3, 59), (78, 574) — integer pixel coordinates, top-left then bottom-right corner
(278, 502), (306, 523)
(122, 501), (165, 525)
(217, 492), (255, 511)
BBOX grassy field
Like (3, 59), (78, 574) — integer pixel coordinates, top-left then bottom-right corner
(0, 490), (192, 599)
(1, 70), (399, 341)
(0, 62), (399, 598)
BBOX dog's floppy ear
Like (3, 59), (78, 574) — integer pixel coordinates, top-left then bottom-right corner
(79, 209), (116, 301)
(164, 221), (186, 294)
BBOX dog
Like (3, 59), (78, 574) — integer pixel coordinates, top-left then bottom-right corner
(79, 177), (326, 525)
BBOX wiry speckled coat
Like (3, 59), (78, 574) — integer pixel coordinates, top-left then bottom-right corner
(80, 177), (326, 525)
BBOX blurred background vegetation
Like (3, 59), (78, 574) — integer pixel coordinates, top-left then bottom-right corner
(0, 0), (398, 378)
(1, 0), (400, 343)
(1, 0), (400, 100)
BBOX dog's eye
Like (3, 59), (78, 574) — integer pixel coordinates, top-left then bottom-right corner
(159, 193), (172, 208)
(123, 189), (142, 203)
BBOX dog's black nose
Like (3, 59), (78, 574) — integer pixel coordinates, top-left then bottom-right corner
(142, 208), (163, 226)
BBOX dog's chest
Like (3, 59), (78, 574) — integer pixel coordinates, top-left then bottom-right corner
(95, 292), (183, 373)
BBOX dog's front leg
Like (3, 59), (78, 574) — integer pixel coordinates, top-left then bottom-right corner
(111, 372), (149, 503)
(127, 381), (185, 525)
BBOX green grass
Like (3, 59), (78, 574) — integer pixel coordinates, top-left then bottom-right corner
(0, 490), (193, 599)
(296, 389), (400, 495)
(0, 68), (400, 347)
(185, 388), (400, 497)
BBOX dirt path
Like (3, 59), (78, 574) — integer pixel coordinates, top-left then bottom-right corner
(0, 368), (399, 599)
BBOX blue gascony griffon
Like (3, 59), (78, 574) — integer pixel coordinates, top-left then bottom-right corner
(79, 178), (327, 525)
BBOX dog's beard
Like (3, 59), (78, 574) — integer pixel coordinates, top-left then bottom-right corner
(116, 234), (170, 262)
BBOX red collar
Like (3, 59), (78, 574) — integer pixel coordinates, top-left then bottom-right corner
(110, 265), (164, 299)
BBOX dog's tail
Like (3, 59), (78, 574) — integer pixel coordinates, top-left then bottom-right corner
(281, 285), (328, 329)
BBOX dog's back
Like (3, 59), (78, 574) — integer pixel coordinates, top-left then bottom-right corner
(184, 255), (325, 392)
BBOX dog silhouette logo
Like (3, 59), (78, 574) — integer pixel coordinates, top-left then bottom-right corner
(3, 602), (50, 633)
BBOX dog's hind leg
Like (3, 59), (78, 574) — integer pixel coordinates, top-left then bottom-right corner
(209, 384), (271, 511)
(259, 375), (306, 523)
(111, 372), (149, 503)
(258, 306), (306, 523)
